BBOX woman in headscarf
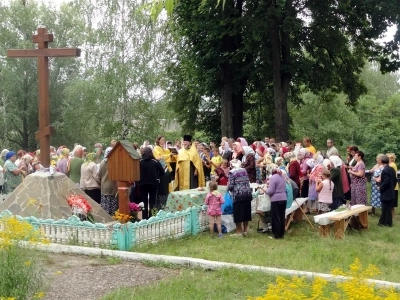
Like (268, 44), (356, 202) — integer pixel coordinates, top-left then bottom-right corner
(18, 154), (33, 178)
(56, 148), (70, 175)
(262, 167), (287, 239)
(31, 150), (43, 172)
(308, 152), (325, 212)
(329, 155), (345, 210)
(255, 145), (267, 184)
(228, 159), (252, 236)
(286, 152), (301, 198)
(80, 152), (101, 204)
(236, 137), (248, 147)
(98, 147), (118, 215)
(241, 146), (256, 183)
(232, 142), (244, 161)
(221, 141), (232, 161)
(3, 151), (23, 194)
(298, 148), (313, 199)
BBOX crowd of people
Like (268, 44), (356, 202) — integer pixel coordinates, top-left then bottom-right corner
(1, 135), (397, 232)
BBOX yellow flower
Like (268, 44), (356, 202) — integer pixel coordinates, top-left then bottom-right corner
(55, 271), (63, 275)
(28, 198), (37, 206)
(33, 291), (45, 299)
(25, 260), (31, 266)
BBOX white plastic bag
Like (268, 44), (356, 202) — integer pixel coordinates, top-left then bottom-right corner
(221, 214), (236, 232)
(256, 194), (271, 212)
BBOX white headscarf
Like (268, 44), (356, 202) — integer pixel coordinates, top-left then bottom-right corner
(329, 155), (343, 168)
(104, 147), (113, 162)
(311, 155), (324, 172)
(242, 146), (255, 162)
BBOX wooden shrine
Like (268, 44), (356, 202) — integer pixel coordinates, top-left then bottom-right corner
(107, 140), (141, 217)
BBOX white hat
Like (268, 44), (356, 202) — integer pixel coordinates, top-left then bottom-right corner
(230, 159), (242, 169)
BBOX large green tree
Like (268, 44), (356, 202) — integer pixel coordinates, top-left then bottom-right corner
(152, 0), (400, 140)
(0, 0), (84, 150)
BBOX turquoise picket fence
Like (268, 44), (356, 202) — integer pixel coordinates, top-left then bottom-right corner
(0, 205), (209, 251)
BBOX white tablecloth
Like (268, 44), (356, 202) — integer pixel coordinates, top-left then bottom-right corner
(314, 204), (366, 225)
(285, 197), (308, 217)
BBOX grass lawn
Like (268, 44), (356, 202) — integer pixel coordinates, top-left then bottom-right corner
(102, 268), (277, 300)
(101, 185), (400, 299)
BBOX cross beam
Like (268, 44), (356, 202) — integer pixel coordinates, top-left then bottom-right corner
(7, 28), (80, 168)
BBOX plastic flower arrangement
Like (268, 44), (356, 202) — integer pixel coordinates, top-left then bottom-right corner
(67, 195), (94, 223)
(247, 258), (400, 300)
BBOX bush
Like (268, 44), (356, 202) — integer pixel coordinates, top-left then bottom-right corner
(0, 216), (46, 299)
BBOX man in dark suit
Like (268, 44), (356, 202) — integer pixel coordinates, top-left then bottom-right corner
(378, 155), (397, 227)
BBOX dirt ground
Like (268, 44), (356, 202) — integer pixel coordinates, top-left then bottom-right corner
(42, 252), (177, 300)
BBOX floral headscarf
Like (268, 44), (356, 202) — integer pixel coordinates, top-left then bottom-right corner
(85, 152), (96, 165)
(60, 148), (70, 159)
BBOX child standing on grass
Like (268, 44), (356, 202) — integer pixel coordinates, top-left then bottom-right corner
(204, 181), (224, 237)
(316, 170), (334, 214)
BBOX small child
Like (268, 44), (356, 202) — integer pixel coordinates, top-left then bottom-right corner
(204, 181), (225, 237)
(210, 147), (222, 176)
(316, 170), (334, 214)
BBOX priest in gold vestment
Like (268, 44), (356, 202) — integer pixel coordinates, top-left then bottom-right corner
(174, 135), (205, 190)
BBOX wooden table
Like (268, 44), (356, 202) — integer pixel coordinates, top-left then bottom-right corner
(320, 206), (372, 239)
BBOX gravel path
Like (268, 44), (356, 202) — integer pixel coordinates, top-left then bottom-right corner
(42, 253), (176, 300)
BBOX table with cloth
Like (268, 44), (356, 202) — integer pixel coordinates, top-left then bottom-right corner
(165, 186), (227, 212)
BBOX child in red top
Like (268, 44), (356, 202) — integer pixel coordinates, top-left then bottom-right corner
(204, 181), (225, 237)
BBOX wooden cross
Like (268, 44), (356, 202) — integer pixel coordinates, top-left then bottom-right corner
(7, 28), (80, 168)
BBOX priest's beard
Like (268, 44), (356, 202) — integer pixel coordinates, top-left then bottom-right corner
(184, 143), (191, 150)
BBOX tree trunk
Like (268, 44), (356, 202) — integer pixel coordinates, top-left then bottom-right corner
(269, 1), (291, 141)
(221, 65), (234, 137)
(232, 85), (245, 138)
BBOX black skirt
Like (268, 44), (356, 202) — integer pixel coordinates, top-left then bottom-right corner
(233, 201), (252, 223)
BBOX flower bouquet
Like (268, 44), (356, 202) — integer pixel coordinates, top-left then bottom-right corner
(67, 195), (95, 223)
(113, 202), (144, 223)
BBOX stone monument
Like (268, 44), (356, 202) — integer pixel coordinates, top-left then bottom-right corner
(0, 171), (113, 223)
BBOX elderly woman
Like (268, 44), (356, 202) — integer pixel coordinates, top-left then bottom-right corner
(99, 147), (118, 215)
(348, 151), (367, 205)
(286, 152), (301, 197)
(31, 150), (43, 172)
(262, 167), (287, 239)
(80, 152), (101, 204)
(308, 153), (325, 212)
(3, 151), (23, 194)
(242, 146), (256, 183)
(18, 154), (33, 178)
(232, 142), (244, 161)
(228, 159), (252, 237)
(329, 155), (345, 210)
(297, 148), (312, 198)
(56, 148), (70, 175)
(369, 154), (384, 215)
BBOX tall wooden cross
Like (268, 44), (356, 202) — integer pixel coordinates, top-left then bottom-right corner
(7, 27), (80, 168)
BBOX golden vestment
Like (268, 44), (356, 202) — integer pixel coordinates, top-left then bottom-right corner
(174, 144), (205, 190)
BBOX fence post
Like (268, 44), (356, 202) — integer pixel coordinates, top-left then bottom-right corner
(113, 223), (126, 251)
(191, 206), (200, 235)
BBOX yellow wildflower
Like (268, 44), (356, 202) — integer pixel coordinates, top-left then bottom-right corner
(33, 291), (45, 299)
(25, 261), (31, 266)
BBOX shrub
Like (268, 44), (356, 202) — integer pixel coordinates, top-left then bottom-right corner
(0, 216), (46, 299)
(248, 258), (400, 300)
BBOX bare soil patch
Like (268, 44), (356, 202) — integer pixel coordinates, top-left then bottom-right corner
(42, 252), (177, 300)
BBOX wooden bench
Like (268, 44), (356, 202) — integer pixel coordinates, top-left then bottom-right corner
(323, 206), (372, 239)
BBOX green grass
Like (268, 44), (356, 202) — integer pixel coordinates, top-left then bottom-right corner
(101, 268), (277, 300)
(131, 211), (400, 283)
(101, 184), (400, 299)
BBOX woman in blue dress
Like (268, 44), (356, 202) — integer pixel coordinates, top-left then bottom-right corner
(370, 154), (384, 215)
